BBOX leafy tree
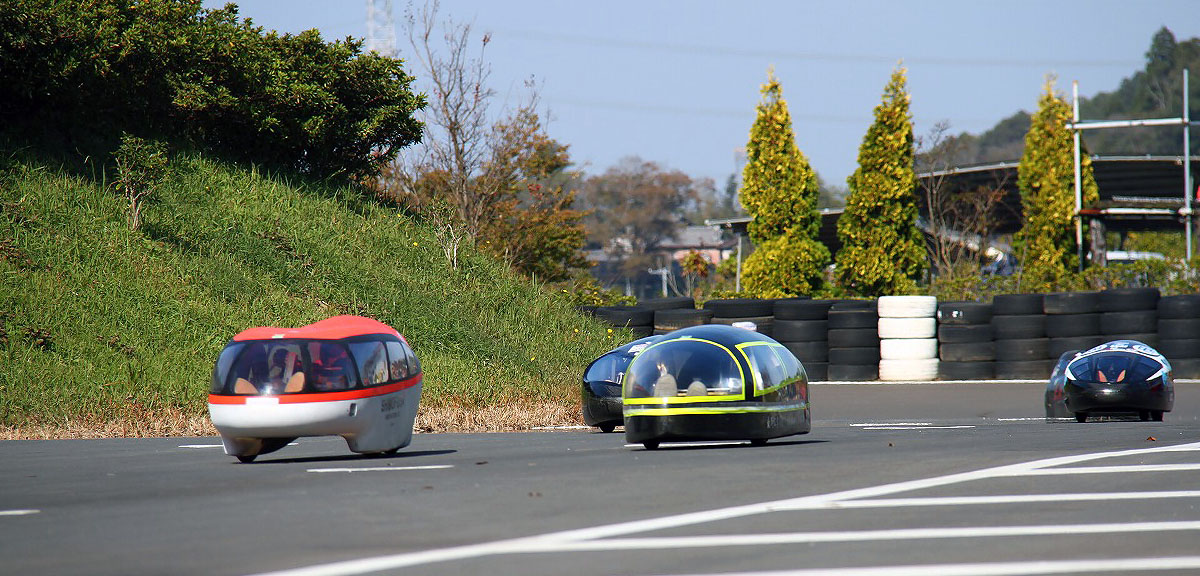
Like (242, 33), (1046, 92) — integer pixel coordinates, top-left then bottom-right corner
(835, 66), (926, 296)
(0, 0), (424, 180)
(1013, 77), (1099, 291)
(578, 157), (700, 282)
(738, 70), (829, 297)
(113, 133), (169, 231)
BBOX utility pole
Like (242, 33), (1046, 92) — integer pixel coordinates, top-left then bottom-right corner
(647, 266), (670, 297)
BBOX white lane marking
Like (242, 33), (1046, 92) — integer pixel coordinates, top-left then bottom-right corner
(179, 444), (224, 449)
(250, 441), (1200, 576)
(622, 441), (750, 448)
(306, 465), (453, 473)
(528, 521), (1200, 552)
(817, 490), (1200, 510)
(651, 556), (1200, 576)
(997, 417), (1072, 421)
(532, 425), (592, 430)
(0, 509), (39, 516)
(860, 426), (975, 430)
(851, 422), (932, 427)
(1009, 463), (1200, 476)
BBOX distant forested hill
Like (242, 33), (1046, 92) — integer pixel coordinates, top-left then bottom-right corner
(925, 27), (1199, 169)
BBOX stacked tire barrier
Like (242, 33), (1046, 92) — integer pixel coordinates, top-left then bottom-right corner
(877, 296), (939, 381)
(703, 298), (775, 338)
(991, 293), (1050, 379)
(1098, 287), (1159, 349)
(1157, 294), (1200, 378)
(936, 301), (995, 380)
(1044, 291), (1104, 361)
(594, 306), (654, 340)
(774, 298), (837, 381)
(827, 300), (879, 381)
(640, 297), (705, 335)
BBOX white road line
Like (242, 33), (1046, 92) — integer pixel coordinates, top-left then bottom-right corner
(997, 417), (1072, 422)
(306, 465), (454, 473)
(651, 556), (1200, 576)
(816, 490), (1200, 510)
(250, 441), (1200, 576)
(1008, 463), (1200, 476)
(851, 422), (932, 427)
(179, 444), (224, 449)
(861, 426), (975, 430)
(0, 509), (39, 516)
(524, 521), (1200, 552)
(532, 425), (592, 430)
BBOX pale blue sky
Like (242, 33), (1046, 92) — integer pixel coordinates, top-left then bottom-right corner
(205, 0), (1199, 186)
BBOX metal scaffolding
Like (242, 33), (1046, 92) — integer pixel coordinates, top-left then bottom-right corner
(1071, 69), (1198, 267)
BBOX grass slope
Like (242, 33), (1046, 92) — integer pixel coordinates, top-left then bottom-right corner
(0, 152), (617, 437)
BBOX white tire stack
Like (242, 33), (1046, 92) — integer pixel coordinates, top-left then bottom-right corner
(877, 296), (939, 381)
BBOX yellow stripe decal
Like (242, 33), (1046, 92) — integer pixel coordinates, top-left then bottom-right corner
(624, 394), (744, 405)
(624, 402), (808, 417)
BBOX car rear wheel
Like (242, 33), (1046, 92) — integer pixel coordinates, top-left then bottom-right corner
(643, 441), (660, 450)
(237, 454), (257, 463)
(751, 438), (768, 446)
(599, 423), (616, 433)
(1075, 412), (1088, 423)
(1139, 410), (1151, 421)
(1152, 411), (1165, 422)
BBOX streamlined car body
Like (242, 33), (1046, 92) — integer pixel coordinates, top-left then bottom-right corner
(208, 315), (422, 462)
(1046, 340), (1173, 422)
(622, 324), (810, 449)
(582, 335), (665, 432)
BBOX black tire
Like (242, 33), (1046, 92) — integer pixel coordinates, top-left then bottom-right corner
(828, 328), (880, 348)
(595, 306), (653, 327)
(938, 361), (995, 380)
(830, 299), (878, 312)
(1158, 294), (1200, 318)
(629, 325), (654, 338)
(1075, 412), (1088, 423)
(237, 454), (257, 463)
(994, 338), (1049, 361)
(1100, 310), (1157, 335)
(992, 293), (1044, 316)
(643, 441), (659, 450)
(1152, 411), (1165, 422)
(1158, 318), (1200, 340)
(937, 324), (994, 343)
(1139, 410), (1151, 422)
(1043, 313), (1101, 338)
(828, 346), (881, 365)
(936, 302), (993, 325)
(803, 361), (828, 381)
(703, 298), (774, 317)
(751, 438), (769, 446)
(599, 423), (616, 433)
(774, 320), (828, 341)
(1048, 335), (1106, 358)
(785, 341), (829, 363)
(711, 315), (774, 337)
(828, 363), (878, 381)
(775, 299), (837, 320)
(639, 297), (695, 311)
(994, 359), (1055, 379)
(654, 308), (714, 331)
(992, 314), (1046, 339)
(939, 341), (996, 362)
(1099, 287), (1159, 312)
(828, 310), (879, 329)
(1171, 357), (1200, 378)
(1155, 338), (1200, 360)
(1106, 333), (1158, 348)
(1043, 291), (1101, 315)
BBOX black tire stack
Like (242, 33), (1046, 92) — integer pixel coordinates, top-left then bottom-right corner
(991, 293), (1051, 379)
(827, 300), (880, 381)
(936, 301), (995, 380)
(774, 299), (837, 381)
(640, 297), (705, 335)
(1098, 287), (1160, 349)
(1157, 294), (1200, 378)
(703, 298), (776, 338)
(594, 306), (654, 340)
(1044, 291), (1105, 361)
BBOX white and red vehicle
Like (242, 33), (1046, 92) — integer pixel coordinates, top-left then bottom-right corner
(208, 315), (422, 462)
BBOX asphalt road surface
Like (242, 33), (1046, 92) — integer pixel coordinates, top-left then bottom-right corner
(4, 381), (1200, 576)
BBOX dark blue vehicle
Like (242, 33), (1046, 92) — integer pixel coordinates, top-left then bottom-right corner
(582, 335), (665, 433)
(1046, 340), (1174, 423)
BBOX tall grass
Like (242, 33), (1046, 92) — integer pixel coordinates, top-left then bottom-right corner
(0, 152), (618, 436)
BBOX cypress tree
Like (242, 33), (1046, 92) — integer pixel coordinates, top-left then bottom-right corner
(835, 66), (926, 296)
(1014, 77), (1099, 291)
(739, 70), (829, 297)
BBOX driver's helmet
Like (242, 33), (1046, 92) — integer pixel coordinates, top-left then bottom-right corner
(1094, 354), (1129, 383)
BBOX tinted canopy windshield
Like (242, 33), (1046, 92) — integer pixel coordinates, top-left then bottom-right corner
(624, 339), (744, 399)
(1068, 351), (1166, 383)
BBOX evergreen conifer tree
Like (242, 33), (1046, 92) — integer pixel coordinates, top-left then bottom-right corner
(1014, 77), (1099, 291)
(835, 66), (926, 296)
(739, 70), (829, 297)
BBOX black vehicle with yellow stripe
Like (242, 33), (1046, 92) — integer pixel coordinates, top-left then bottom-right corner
(622, 324), (810, 449)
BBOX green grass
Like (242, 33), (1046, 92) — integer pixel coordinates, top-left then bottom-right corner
(0, 151), (618, 433)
